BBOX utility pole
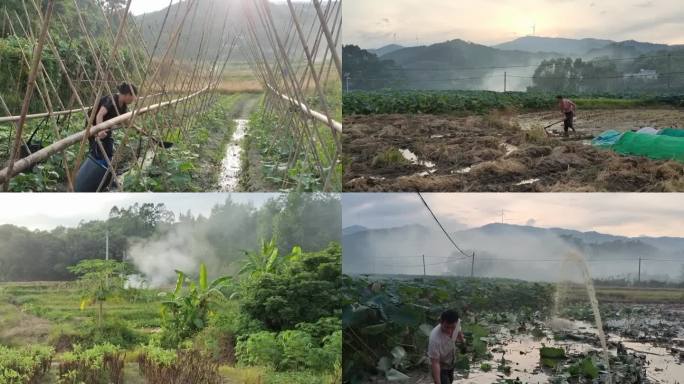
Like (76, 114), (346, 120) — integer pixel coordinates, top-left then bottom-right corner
(105, 229), (109, 261)
(470, 252), (475, 278)
(667, 53), (672, 90)
(344, 73), (351, 93)
(504, 72), (507, 92)
(422, 254), (426, 276)
(637, 256), (642, 284)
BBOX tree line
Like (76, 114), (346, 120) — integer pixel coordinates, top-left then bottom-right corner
(0, 193), (341, 281)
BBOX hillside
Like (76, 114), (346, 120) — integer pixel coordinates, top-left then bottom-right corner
(377, 39), (560, 90)
(368, 44), (406, 57)
(586, 40), (675, 59)
(342, 223), (684, 281)
(494, 36), (614, 56)
(383, 39), (558, 68)
(136, 0), (319, 61)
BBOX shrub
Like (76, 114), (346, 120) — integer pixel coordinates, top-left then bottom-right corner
(278, 330), (314, 370)
(295, 317), (341, 343)
(85, 318), (144, 349)
(57, 343), (124, 384)
(137, 346), (221, 384)
(238, 245), (341, 331)
(235, 331), (282, 368)
(0, 345), (54, 384)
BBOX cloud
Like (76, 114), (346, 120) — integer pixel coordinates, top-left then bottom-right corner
(344, 0), (684, 47)
(342, 193), (467, 232)
(634, 1), (654, 7)
(343, 193), (684, 238)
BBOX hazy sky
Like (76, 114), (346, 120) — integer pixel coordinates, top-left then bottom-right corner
(343, 193), (684, 238)
(343, 0), (684, 48)
(0, 193), (278, 231)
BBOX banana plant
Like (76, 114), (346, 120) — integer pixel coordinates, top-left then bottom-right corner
(159, 263), (231, 347)
(238, 237), (303, 277)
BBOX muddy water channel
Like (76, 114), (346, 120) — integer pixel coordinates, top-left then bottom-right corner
(399, 304), (682, 384)
(218, 119), (248, 191)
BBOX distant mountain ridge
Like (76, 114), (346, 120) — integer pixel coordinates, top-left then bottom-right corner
(136, 0), (320, 61)
(381, 39), (559, 69)
(368, 44), (407, 57)
(494, 36), (614, 56)
(342, 223), (684, 280)
(355, 35), (681, 91)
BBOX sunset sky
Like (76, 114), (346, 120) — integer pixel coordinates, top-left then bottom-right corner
(343, 193), (684, 238)
(343, 0), (684, 48)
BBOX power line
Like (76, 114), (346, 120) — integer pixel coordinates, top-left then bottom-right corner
(416, 192), (471, 259)
(359, 71), (684, 82)
(367, 256), (682, 269)
(370, 53), (684, 72)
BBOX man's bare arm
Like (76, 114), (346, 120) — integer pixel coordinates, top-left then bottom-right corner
(95, 106), (108, 139)
(431, 358), (441, 384)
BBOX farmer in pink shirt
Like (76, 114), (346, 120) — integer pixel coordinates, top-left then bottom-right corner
(557, 95), (576, 136)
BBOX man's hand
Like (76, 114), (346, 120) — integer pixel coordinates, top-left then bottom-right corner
(431, 358), (441, 384)
(456, 331), (465, 343)
(97, 130), (109, 139)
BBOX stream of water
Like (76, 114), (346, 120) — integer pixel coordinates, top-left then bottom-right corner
(218, 119), (248, 192)
(555, 251), (611, 383)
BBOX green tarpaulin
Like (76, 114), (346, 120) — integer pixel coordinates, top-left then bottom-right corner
(659, 128), (684, 137)
(612, 131), (684, 162)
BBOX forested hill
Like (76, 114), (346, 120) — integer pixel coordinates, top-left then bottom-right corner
(0, 0), (142, 114)
(136, 0), (322, 61)
(0, 0), (109, 40)
(0, 194), (341, 282)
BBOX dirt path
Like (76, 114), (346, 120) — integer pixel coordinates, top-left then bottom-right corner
(229, 92), (261, 119)
(0, 293), (52, 346)
(344, 109), (684, 192)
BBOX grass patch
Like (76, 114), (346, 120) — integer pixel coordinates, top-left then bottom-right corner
(371, 147), (409, 168)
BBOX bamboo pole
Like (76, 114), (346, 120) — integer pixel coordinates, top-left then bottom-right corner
(0, 87), (208, 183)
(3, 0), (55, 191)
(265, 84), (341, 132)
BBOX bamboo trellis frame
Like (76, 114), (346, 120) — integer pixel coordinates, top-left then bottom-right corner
(0, 0), (342, 192)
(240, 0), (342, 192)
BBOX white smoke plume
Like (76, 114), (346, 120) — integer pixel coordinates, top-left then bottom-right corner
(128, 225), (217, 287)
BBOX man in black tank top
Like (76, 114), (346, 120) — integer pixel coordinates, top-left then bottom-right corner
(75, 83), (138, 192)
(88, 83), (138, 164)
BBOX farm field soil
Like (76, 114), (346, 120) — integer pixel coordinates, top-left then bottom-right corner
(516, 109), (684, 137)
(343, 109), (684, 192)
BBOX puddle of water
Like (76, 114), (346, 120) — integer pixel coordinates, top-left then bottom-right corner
(515, 178), (540, 186)
(614, 337), (684, 383)
(399, 148), (436, 168)
(416, 170), (438, 177)
(219, 119), (248, 192)
(400, 318), (681, 384)
(452, 167), (471, 175)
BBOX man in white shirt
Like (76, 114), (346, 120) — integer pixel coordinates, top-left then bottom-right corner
(427, 310), (464, 384)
